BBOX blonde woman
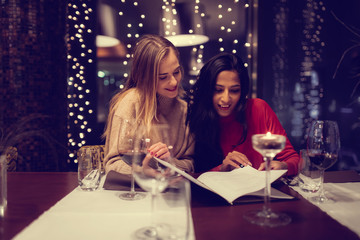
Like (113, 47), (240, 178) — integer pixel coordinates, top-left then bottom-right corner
(103, 34), (194, 174)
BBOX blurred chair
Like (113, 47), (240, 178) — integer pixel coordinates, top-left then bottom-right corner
(77, 145), (105, 174)
(5, 146), (18, 172)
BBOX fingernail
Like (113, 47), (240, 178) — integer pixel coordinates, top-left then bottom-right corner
(154, 153), (158, 157)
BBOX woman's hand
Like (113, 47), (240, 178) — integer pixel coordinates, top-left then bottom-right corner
(142, 142), (172, 177)
(141, 153), (158, 177)
(258, 161), (288, 171)
(220, 151), (252, 171)
(147, 142), (171, 160)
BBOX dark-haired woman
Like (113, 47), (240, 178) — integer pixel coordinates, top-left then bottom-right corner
(187, 52), (299, 175)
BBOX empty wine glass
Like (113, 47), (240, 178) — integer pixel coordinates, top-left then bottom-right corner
(132, 123), (175, 239)
(307, 120), (340, 204)
(244, 132), (291, 227)
(116, 117), (146, 201)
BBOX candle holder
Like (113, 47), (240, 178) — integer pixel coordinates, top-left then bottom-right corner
(243, 133), (291, 227)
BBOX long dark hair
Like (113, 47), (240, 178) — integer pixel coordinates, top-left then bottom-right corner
(186, 52), (250, 172)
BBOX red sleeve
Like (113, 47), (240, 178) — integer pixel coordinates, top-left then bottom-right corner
(209, 165), (221, 172)
(249, 99), (300, 176)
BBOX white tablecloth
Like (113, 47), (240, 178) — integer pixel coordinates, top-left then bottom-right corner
(291, 182), (360, 238)
(13, 176), (195, 240)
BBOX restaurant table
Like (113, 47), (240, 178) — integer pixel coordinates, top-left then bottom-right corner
(1, 171), (360, 240)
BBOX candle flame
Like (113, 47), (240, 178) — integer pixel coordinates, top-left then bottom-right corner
(266, 132), (272, 137)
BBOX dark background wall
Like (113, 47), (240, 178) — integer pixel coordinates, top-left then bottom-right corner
(0, 1), (69, 171)
(258, 0), (360, 171)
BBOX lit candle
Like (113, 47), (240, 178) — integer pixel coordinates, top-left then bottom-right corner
(263, 132), (275, 140)
(258, 132), (285, 149)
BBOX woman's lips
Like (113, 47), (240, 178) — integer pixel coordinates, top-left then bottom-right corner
(166, 86), (177, 92)
(219, 104), (230, 110)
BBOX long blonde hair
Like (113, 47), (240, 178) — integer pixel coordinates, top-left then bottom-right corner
(102, 34), (181, 139)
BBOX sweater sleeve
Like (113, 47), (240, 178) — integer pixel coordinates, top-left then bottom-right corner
(171, 124), (195, 173)
(103, 90), (139, 175)
(157, 97), (195, 173)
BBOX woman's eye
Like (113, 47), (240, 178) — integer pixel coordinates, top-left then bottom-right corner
(215, 88), (223, 93)
(159, 76), (167, 80)
(231, 89), (240, 93)
(174, 70), (180, 75)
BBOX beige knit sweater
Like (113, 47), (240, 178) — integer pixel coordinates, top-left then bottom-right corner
(104, 89), (195, 174)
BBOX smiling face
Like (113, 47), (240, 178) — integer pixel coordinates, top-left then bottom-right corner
(156, 48), (182, 99)
(212, 70), (241, 117)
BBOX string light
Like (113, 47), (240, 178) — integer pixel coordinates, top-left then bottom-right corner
(66, 1), (96, 167)
(191, 0), (206, 76)
(270, 0), (288, 114)
(301, 0), (325, 120)
(117, 0), (145, 73)
(162, 0), (179, 37)
(216, 0), (243, 59)
(160, 0), (208, 77)
(290, 0), (325, 144)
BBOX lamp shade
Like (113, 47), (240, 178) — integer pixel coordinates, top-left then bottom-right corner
(97, 1), (126, 58)
(160, 2), (209, 47)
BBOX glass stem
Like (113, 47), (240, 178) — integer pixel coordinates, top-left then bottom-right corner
(140, 192), (158, 238)
(151, 193), (156, 225)
(130, 170), (135, 194)
(318, 169), (325, 200)
(263, 156), (272, 216)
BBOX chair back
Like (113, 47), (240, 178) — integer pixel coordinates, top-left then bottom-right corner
(5, 146), (18, 172)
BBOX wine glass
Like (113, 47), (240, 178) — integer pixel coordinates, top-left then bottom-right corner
(116, 118), (146, 201)
(307, 120), (340, 204)
(132, 123), (175, 239)
(243, 132), (291, 227)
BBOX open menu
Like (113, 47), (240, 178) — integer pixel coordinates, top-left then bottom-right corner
(154, 157), (293, 204)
